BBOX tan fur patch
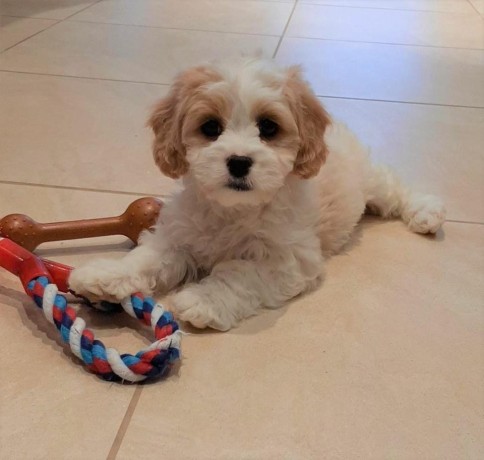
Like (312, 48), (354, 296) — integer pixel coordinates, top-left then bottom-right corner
(283, 66), (331, 179)
(148, 66), (223, 178)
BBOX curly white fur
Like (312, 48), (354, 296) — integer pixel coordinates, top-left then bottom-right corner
(69, 58), (446, 331)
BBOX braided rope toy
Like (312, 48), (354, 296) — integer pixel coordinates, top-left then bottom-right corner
(0, 237), (182, 383)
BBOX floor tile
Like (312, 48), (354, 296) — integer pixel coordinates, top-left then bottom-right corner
(0, 292), (135, 460)
(0, 72), (179, 195)
(288, 3), (484, 49)
(0, 21), (279, 83)
(114, 221), (484, 459)
(0, 229), (136, 460)
(0, 0), (97, 20)
(0, 16), (56, 51)
(320, 97), (484, 223)
(0, 183), (171, 458)
(276, 38), (484, 106)
(301, 0), (476, 14)
(0, 3), (482, 458)
(71, 0), (293, 36)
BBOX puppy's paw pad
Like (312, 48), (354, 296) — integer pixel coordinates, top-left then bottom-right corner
(405, 195), (446, 234)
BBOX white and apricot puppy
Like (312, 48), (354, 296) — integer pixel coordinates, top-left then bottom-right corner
(70, 58), (445, 331)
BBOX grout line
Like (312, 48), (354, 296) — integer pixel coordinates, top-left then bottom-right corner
(1, 69), (482, 110)
(106, 386), (143, 460)
(0, 180), (168, 199)
(0, 69), (169, 87)
(61, 0), (105, 21)
(2, 3), (481, 54)
(0, 14), (58, 19)
(299, 1), (478, 15)
(2, 11), (482, 54)
(285, 35), (484, 51)
(317, 94), (484, 110)
(0, 0), (104, 54)
(64, 18), (281, 39)
(2, 67), (484, 109)
(273, 0), (299, 58)
(0, 19), (61, 53)
(466, 0), (483, 16)
(42, 16), (484, 52)
(446, 219), (484, 226)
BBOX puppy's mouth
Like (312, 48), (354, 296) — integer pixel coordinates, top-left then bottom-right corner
(227, 179), (252, 192)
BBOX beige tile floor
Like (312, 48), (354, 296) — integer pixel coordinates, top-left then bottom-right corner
(0, 0), (483, 458)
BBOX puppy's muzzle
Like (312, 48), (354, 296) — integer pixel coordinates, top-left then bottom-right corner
(226, 155), (253, 178)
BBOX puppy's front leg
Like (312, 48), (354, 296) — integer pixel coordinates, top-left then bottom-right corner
(69, 236), (194, 302)
(169, 257), (322, 331)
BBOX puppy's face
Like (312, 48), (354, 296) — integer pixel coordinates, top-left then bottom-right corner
(149, 59), (330, 207)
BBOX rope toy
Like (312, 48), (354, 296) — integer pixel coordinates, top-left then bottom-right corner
(0, 237), (181, 383)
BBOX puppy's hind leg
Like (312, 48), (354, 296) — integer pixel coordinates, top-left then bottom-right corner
(365, 164), (446, 234)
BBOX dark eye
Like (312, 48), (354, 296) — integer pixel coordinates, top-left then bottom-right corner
(258, 118), (279, 139)
(200, 119), (223, 139)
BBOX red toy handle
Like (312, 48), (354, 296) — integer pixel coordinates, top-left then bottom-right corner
(39, 259), (73, 293)
(0, 238), (72, 292)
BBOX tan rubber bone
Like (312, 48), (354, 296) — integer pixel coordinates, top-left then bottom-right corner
(0, 197), (162, 252)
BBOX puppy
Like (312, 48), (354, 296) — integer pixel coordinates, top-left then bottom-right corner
(69, 58), (446, 331)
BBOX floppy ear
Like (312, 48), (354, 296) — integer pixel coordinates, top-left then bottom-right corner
(284, 66), (331, 179)
(148, 66), (223, 179)
(148, 84), (188, 179)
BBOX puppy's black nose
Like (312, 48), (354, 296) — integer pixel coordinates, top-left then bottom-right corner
(227, 155), (253, 178)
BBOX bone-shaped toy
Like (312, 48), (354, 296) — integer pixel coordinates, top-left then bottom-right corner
(0, 197), (162, 251)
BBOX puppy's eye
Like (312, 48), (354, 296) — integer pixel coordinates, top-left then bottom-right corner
(258, 118), (279, 139)
(200, 119), (223, 139)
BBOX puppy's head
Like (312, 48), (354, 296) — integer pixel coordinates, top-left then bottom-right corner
(148, 58), (330, 207)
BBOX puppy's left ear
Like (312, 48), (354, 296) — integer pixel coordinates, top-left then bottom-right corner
(284, 66), (331, 179)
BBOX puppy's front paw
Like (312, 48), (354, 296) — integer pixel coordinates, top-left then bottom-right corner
(404, 194), (446, 234)
(69, 259), (151, 302)
(170, 289), (233, 331)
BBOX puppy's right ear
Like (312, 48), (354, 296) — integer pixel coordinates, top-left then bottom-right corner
(148, 66), (222, 178)
(148, 87), (189, 179)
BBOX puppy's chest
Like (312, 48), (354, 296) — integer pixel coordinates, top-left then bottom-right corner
(202, 226), (267, 268)
(171, 215), (275, 268)
(163, 186), (320, 269)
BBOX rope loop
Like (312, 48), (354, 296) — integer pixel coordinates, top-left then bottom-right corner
(26, 276), (181, 383)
